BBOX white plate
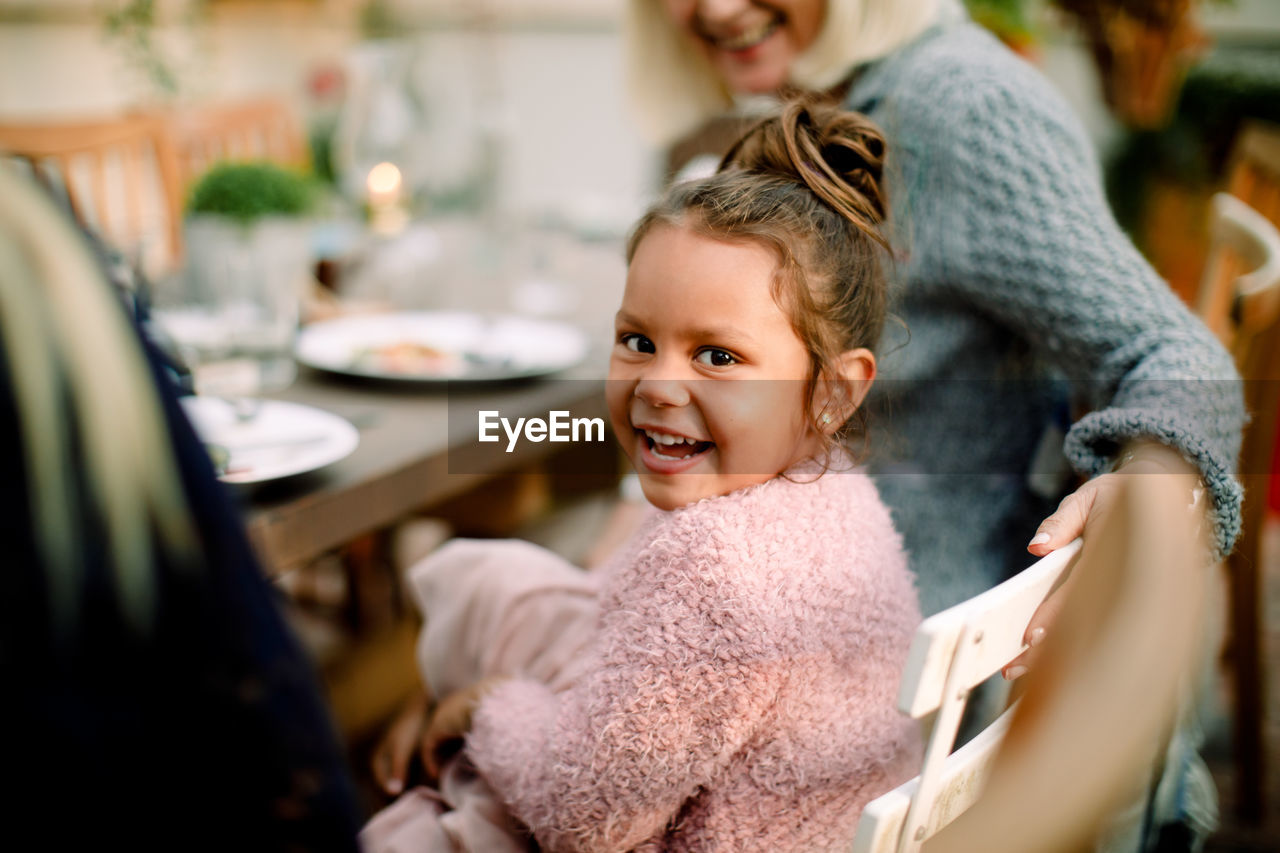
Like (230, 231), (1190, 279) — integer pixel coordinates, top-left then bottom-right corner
(181, 397), (359, 485)
(295, 311), (589, 382)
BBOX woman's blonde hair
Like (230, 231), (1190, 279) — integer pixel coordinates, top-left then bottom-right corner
(0, 167), (197, 635)
(625, 0), (949, 145)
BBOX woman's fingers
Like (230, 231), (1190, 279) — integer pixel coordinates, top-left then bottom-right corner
(1010, 477), (1119, 678)
(1002, 580), (1066, 679)
(1013, 449), (1207, 681)
(1012, 481), (1111, 677)
(1027, 478), (1107, 556)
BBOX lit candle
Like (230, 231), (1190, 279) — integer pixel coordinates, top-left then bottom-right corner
(367, 161), (407, 235)
(367, 161), (403, 206)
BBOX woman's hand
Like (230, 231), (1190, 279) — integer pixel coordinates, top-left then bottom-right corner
(421, 676), (510, 780)
(1004, 442), (1204, 680)
(370, 687), (432, 796)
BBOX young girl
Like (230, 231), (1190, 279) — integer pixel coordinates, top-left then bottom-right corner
(363, 98), (920, 852)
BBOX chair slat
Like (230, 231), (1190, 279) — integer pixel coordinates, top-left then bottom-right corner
(852, 705), (1015, 853)
(897, 540), (1081, 719)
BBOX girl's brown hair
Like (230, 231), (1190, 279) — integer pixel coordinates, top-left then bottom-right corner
(626, 96), (891, 457)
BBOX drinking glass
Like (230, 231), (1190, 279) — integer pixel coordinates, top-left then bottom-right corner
(152, 216), (310, 403)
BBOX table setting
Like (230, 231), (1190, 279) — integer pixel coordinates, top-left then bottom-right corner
(128, 32), (634, 574)
(143, 181), (623, 579)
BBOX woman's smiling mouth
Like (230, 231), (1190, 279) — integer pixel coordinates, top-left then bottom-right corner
(702, 13), (783, 54)
(713, 19), (781, 52)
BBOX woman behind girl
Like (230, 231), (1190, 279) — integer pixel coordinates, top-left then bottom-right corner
(363, 99), (919, 852)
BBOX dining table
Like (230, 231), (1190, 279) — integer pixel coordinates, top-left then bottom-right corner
(225, 216), (631, 577)
(241, 363), (613, 575)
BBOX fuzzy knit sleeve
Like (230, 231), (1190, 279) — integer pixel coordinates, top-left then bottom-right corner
(467, 512), (788, 852)
(879, 35), (1244, 557)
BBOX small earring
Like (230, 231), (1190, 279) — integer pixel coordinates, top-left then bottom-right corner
(821, 413), (832, 425)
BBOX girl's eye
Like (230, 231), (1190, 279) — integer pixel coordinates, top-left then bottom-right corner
(620, 333), (654, 354)
(695, 348), (737, 368)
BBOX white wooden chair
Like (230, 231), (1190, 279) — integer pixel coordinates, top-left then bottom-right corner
(852, 538), (1083, 853)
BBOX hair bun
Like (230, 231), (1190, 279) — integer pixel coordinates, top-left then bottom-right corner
(720, 96), (889, 244)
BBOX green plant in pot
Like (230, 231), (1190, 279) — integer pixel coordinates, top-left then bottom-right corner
(179, 162), (318, 396)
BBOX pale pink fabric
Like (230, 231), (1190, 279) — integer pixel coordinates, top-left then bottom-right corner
(364, 465), (921, 852)
(362, 539), (599, 853)
(359, 761), (529, 853)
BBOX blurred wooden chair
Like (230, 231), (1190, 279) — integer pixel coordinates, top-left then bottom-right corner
(169, 96), (308, 190)
(1225, 121), (1280, 230)
(923, 475), (1212, 853)
(852, 539), (1083, 853)
(0, 113), (184, 275)
(1195, 188), (1280, 823)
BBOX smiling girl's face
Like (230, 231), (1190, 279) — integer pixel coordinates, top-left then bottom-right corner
(660, 0), (825, 95)
(608, 223), (821, 510)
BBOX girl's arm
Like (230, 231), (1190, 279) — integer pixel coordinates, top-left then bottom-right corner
(467, 539), (785, 852)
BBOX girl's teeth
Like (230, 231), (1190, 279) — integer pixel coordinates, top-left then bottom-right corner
(645, 430), (695, 446)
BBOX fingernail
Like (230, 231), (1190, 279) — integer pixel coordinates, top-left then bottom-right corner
(1029, 532), (1050, 547)
(1005, 665), (1028, 680)
(1029, 627), (1046, 647)
(386, 778), (403, 795)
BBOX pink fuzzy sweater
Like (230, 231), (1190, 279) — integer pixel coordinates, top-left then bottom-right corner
(468, 466), (922, 852)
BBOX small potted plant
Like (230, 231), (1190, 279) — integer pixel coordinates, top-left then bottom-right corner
(178, 162), (318, 394)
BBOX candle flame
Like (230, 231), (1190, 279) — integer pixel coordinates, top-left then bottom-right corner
(367, 161), (402, 196)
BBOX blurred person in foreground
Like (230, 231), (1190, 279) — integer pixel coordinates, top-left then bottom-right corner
(612, 0), (1240, 849)
(0, 166), (361, 850)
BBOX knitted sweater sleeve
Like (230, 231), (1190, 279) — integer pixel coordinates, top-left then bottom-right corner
(467, 519), (785, 852)
(894, 58), (1244, 556)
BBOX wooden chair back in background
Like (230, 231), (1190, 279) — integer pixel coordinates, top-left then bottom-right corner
(169, 96), (308, 190)
(1226, 122), (1280, 233)
(0, 113), (184, 276)
(1195, 181), (1280, 824)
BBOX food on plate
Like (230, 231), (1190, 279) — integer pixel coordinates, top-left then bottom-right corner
(353, 340), (463, 375)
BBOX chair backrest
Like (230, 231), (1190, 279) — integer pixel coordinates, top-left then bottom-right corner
(1196, 192), (1280, 356)
(852, 539), (1083, 853)
(0, 113), (184, 276)
(1193, 184), (1280, 823)
(1225, 121), (1280, 227)
(169, 96), (308, 191)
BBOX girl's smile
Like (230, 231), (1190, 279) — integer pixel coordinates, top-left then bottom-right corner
(608, 222), (820, 510)
(635, 425), (715, 474)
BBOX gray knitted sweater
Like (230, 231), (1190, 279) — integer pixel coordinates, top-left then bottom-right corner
(845, 21), (1243, 614)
